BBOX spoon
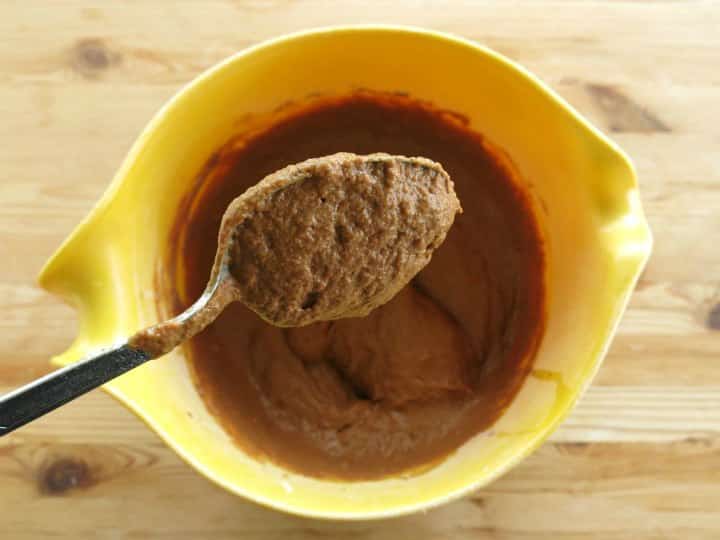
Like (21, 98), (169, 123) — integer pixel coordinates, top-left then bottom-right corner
(0, 152), (460, 436)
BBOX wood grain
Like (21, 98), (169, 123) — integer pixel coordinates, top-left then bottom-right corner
(0, 1), (719, 538)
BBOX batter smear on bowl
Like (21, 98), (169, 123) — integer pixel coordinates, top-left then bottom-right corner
(167, 93), (546, 480)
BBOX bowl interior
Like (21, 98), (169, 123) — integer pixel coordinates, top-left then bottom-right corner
(38, 27), (651, 519)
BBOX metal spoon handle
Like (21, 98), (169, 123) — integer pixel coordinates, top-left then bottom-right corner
(0, 273), (235, 437)
(0, 344), (150, 437)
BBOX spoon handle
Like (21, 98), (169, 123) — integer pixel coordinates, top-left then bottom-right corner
(0, 345), (150, 437)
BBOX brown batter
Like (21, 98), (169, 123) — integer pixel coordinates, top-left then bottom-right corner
(167, 93), (546, 480)
(228, 152), (461, 327)
(130, 152), (458, 356)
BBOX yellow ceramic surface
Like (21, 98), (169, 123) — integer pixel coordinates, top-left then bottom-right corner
(37, 26), (652, 519)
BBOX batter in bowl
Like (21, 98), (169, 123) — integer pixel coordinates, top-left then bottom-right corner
(167, 93), (546, 479)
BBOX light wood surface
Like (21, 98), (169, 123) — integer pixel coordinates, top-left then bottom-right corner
(1, 1), (719, 538)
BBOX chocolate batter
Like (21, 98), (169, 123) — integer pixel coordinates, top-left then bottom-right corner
(167, 93), (546, 479)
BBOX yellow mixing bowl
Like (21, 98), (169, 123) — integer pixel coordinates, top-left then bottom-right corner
(37, 26), (652, 519)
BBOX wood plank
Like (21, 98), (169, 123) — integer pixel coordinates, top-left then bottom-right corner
(0, 438), (717, 539)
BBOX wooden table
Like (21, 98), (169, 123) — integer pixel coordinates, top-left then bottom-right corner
(1, 2), (718, 538)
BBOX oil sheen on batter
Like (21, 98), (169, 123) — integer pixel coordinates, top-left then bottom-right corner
(167, 93), (546, 480)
